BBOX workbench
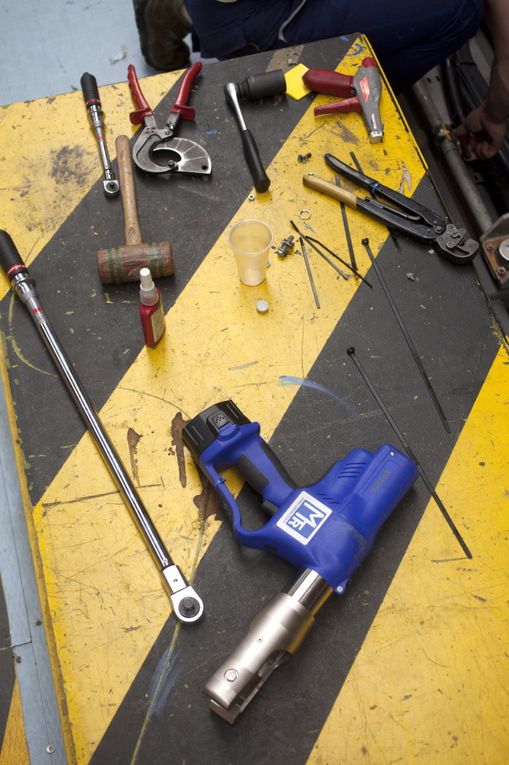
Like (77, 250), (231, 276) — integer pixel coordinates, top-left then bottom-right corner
(0, 35), (508, 765)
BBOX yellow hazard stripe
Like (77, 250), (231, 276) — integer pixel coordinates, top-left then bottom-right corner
(0, 72), (181, 301)
(0, 679), (29, 765)
(3, 42), (430, 762)
(307, 343), (509, 765)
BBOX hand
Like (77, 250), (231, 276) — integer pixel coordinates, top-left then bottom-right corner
(454, 103), (507, 160)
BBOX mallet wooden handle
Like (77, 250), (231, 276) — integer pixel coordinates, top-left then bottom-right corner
(116, 134), (142, 245)
(96, 135), (174, 284)
(303, 173), (358, 208)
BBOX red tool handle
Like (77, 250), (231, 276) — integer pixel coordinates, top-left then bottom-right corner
(314, 96), (362, 116)
(128, 64), (154, 125)
(302, 68), (353, 97)
(171, 61), (203, 121)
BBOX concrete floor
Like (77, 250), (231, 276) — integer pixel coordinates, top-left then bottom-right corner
(0, 0), (157, 106)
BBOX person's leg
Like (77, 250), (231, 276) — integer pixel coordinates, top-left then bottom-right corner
(283, 0), (485, 91)
(133, 0), (192, 70)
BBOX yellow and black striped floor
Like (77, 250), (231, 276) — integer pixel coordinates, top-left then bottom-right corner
(1, 35), (508, 765)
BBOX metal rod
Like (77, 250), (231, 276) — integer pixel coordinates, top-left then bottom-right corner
(362, 237), (451, 434)
(346, 346), (472, 559)
(299, 236), (321, 308)
(291, 220), (349, 280)
(336, 175), (358, 273)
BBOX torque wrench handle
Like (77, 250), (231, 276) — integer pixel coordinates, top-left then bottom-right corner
(80, 72), (120, 197)
(0, 230), (204, 624)
(224, 82), (270, 194)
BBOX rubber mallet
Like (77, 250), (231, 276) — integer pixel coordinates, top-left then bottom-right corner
(96, 134), (174, 284)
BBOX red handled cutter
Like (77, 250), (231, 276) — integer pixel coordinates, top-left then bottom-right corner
(128, 62), (212, 175)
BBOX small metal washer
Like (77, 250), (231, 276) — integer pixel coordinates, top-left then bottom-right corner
(256, 299), (270, 314)
(299, 209), (311, 220)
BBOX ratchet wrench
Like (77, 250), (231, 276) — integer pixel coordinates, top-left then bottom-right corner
(80, 72), (120, 197)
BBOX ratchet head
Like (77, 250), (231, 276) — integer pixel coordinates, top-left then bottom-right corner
(162, 564), (204, 623)
(102, 178), (120, 197)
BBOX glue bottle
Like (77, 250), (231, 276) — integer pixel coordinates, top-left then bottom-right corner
(139, 267), (165, 348)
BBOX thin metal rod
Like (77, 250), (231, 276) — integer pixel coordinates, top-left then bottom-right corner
(347, 346), (472, 559)
(291, 220), (349, 280)
(305, 234), (372, 288)
(335, 175), (358, 273)
(299, 236), (320, 308)
(362, 237), (451, 434)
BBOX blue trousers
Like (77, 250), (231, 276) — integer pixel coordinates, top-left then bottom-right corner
(185, 0), (484, 92)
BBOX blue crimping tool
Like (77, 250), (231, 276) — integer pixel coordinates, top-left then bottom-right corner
(183, 400), (418, 722)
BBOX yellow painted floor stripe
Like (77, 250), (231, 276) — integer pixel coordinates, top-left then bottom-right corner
(0, 679), (30, 765)
(16, 44), (430, 761)
(308, 344), (509, 765)
(0, 71), (180, 301)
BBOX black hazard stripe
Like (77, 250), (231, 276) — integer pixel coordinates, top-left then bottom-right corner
(90, 226), (499, 765)
(0, 37), (353, 506)
(0, 579), (15, 751)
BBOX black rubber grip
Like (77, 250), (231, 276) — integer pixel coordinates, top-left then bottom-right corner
(241, 129), (270, 193)
(0, 230), (27, 276)
(237, 70), (287, 101)
(80, 72), (100, 104)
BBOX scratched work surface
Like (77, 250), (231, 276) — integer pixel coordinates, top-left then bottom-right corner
(0, 34), (508, 765)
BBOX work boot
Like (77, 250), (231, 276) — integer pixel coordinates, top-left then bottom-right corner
(133, 0), (192, 71)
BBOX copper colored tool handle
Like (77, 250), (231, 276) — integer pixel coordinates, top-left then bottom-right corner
(116, 134), (142, 245)
(303, 173), (357, 208)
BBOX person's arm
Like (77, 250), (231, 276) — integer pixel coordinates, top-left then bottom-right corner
(455, 0), (509, 159)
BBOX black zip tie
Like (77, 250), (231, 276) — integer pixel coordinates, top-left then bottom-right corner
(299, 236), (320, 309)
(291, 220), (349, 280)
(335, 175), (358, 273)
(347, 347), (472, 559)
(305, 234), (373, 288)
(362, 237), (451, 434)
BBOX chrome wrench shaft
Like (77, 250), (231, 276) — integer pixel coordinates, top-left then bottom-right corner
(0, 231), (203, 623)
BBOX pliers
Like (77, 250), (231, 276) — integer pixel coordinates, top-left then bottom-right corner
(128, 62), (212, 175)
(303, 153), (479, 264)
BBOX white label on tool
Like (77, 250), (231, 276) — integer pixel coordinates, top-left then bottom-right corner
(277, 491), (332, 545)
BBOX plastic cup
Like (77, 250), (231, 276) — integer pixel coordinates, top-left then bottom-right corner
(229, 219), (273, 286)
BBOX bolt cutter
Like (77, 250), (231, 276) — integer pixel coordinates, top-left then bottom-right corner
(303, 153), (479, 264)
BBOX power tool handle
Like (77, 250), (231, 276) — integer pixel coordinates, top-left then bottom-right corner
(0, 231), (28, 278)
(303, 68), (353, 97)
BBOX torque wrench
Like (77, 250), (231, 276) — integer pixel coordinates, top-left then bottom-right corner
(0, 231), (203, 623)
(80, 72), (120, 197)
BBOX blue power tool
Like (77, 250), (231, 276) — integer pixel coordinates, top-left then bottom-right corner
(183, 400), (418, 722)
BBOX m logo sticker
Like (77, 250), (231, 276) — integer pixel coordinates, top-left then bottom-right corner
(277, 491), (332, 545)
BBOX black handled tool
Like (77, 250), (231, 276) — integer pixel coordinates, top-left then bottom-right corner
(224, 82), (270, 193)
(303, 154), (479, 264)
(80, 72), (120, 197)
(0, 231), (203, 624)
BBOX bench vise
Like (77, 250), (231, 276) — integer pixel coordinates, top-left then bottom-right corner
(182, 400), (418, 722)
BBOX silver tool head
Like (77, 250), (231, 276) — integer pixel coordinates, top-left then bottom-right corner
(134, 135), (212, 175)
(102, 178), (120, 197)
